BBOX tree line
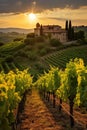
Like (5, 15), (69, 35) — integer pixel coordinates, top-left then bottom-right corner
(65, 20), (85, 41)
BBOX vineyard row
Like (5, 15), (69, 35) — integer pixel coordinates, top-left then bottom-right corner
(36, 58), (87, 128)
(44, 45), (87, 68)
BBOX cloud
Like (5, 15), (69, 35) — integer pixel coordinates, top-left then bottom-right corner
(0, 0), (87, 14)
(40, 17), (66, 21)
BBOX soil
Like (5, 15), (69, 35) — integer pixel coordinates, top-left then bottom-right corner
(17, 89), (87, 130)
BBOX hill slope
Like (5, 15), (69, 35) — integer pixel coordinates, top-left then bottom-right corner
(0, 28), (33, 34)
(43, 45), (87, 68)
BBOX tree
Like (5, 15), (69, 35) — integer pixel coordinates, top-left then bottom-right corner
(13, 38), (23, 42)
(67, 20), (75, 41)
(71, 27), (74, 40)
(50, 38), (61, 47)
(36, 23), (40, 28)
(74, 30), (85, 40)
(78, 30), (85, 39)
(26, 33), (35, 38)
(40, 24), (43, 36)
(69, 20), (72, 30)
(65, 20), (68, 31)
(68, 20), (72, 40)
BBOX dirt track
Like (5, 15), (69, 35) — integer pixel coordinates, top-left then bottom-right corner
(17, 89), (87, 130)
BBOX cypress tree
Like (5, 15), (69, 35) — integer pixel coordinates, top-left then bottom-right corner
(68, 20), (72, 40)
(40, 24), (43, 36)
(65, 20), (68, 31)
(69, 20), (72, 30)
(66, 20), (75, 41)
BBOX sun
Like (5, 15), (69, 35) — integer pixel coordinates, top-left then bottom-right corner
(28, 13), (36, 21)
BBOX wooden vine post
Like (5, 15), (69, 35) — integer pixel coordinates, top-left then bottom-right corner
(53, 91), (56, 108)
(59, 98), (62, 112)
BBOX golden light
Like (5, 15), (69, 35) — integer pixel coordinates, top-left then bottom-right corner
(28, 13), (36, 21)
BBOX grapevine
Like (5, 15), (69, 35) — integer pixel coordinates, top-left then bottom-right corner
(0, 69), (32, 130)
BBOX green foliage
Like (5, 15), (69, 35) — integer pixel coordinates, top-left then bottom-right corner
(44, 45), (87, 68)
(40, 25), (43, 36)
(34, 62), (45, 74)
(0, 64), (4, 72)
(37, 43), (45, 50)
(2, 62), (10, 73)
(65, 20), (68, 31)
(0, 41), (24, 54)
(66, 20), (74, 41)
(24, 35), (44, 45)
(13, 37), (23, 42)
(74, 30), (85, 40)
(50, 38), (61, 47)
(0, 69), (32, 128)
(0, 42), (4, 46)
(16, 50), (28, 58)
(36, 67), (61, 92)
(24, 38), (35, 45)
(39, 48), (48, 56)
(77, 38), (87, 44)
(35, 36), (45, 43)
(27, 33), (35, 38)
(53, 67), (61, 91)
(63, 59), (78, 100)
(5, 55), (14, 63)
(36, 58), (87, 107)
(0, 118), (11, 130)
(28, 51), (38, 61)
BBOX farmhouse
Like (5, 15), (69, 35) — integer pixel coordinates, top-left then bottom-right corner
(34, 23), (68, 43)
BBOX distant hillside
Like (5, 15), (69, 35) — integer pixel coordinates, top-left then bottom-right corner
(0, 28), (33, 34)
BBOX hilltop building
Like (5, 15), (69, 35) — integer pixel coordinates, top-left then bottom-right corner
(34, 23), (68, 43)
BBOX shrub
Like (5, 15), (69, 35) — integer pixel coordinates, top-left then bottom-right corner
(74, 31), (85, 40)
(34, 63), (44, 73)
(35, 36), (45, 43)
(45, 47), (51, 53)
(37, 44), (45, 50)
(77, 39), (87, 44)
(24, 38), (35, 45)
(5, 55), (14, 62)
(17, 50), (28, 58)
(27, 33), (35, 38)
(13, 38), (23, 42)
(50, 38), (61, 47)
(0, 42), (4, 46)
(24, 45), (33, 51)
(39, 48), (47, 56)
(28, 51), (38, 61)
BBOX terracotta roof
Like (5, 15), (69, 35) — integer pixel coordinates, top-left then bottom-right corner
(43, 29), (66, 33)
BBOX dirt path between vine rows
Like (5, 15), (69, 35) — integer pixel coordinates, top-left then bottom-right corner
(17, 89), (86, 130)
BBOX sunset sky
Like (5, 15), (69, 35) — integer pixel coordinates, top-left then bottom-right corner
(0, 0), (87, 29)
